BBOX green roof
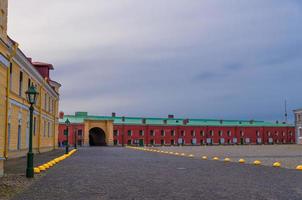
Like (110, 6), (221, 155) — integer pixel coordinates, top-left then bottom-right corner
(59, 112), (294, 127)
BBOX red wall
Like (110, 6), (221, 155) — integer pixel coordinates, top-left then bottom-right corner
(58, 123), (295, 146)
(58, 124), (84, 146)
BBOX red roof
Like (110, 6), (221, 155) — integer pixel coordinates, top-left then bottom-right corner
(32, 61), (54, 70)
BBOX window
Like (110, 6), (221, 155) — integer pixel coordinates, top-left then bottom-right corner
(17, 124), (21, 150)
(256, 131), (260, 137)
(28, 78), (31, 90)
(218, 130), (223, 136)
(127, 130), (132, 136)
(127, 140), (132, 145)
(227, 130), (231, 137)
(209, 130), (214, 137)
(289, 131), (292, 136)
(44, 120), (46, 137)
(171, 130), (175, 136)
(200, 130), (205, 137)
(139, 130), (144, 136)
(240, 131), (244, 137)
(150, 139), (154, 145)
(275, 131), (279, 136)
(19, 71), (23, 96)
(113, 130), (119, 137)
(150, 130), (155, 137)
(282, 132), (285, 137)
(48, 122), (50, 137)
(191, 130), (195, 137)
(267, 131), (271, 137)
(161, 130), (165, 137)
(171, 139), (175, 145)
(78, 130), (83, 136)
(114, 140), (118, 145)
(161, 139), (165, 145)
(44, 94), (47, 110)
(181, 130), (185, 137)
(48, 97), (51, 112)
(9, 63), (12, 89)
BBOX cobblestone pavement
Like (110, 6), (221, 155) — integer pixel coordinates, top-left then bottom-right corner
(155, 145), (302, 169)
(0, 149), (65, 200)
(12, 147), (302, 200)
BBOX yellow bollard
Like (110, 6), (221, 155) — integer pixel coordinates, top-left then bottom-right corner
(180, 153), (186, 156)
(239, 159), (245, 164)
(174, 152), (179, 156)
(273, 162), (281, 168)
(47, 162), (53, 167)
(202, 156), (208, 160)
(51, 161), (56, 165)
(43, 164), (50, 169)
(253, 160), (261, 165)
(34, 167), (41, 174)
(188, 154), (194, 158)
(38, 165), (46, 171)
(296, 165), (302, 171)
(169, 152), (174, 155)
(212, 157), (219, 161)
(224, 158), (231, 162)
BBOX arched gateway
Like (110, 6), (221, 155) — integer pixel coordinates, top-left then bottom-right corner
(89, 127), (107, 146)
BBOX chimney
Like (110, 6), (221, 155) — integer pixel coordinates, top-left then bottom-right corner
(122, 116), (125, 122)
(59, 111), (64, 119)
(220, 120), (223, 124)
(163, 119), (167, 124)
(112, 112), (116, 117)
(168, 114), (174, 119)
(183, 119), (189, 125)
(142, 118), (146, 124)
(249, 120), (254, 124)
(276, 120), (279, 124)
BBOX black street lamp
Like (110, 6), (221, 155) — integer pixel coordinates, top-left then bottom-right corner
(25, 84), (39, 178)
(65, 118), (70, 154)
(74, 127), (77, 149)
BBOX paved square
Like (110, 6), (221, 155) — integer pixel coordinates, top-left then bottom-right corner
(153, 145), (302, 169)
(11, 147), (302, 200)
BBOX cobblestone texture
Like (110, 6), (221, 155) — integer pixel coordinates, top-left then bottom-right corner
(12, 147), (302, 200)
(154, 145), (302, 169)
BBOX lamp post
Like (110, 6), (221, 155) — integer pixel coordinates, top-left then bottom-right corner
(65, 118), (70, 154)
(74, 127), (77, 149)
(25, 84), (39, 178)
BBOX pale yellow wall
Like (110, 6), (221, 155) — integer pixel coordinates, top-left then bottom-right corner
(0, 0), (8, 42)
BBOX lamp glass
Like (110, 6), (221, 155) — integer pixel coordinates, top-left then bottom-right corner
(26, 84), (39, 105)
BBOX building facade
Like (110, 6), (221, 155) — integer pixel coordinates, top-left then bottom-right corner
(0, 0), (61, 176)
(294, 109), (302, 144)
(59, 112), (295, 147)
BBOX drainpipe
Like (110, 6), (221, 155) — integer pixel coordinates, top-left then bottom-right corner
(4, 42), (18, 158)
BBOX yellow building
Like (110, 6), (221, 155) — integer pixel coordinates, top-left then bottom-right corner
(0, 0), (61, 176)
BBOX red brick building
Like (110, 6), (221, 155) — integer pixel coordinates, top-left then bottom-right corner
(58, 112), (295, 147)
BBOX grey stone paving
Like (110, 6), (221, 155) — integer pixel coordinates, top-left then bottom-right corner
(12, 147), (302, 200)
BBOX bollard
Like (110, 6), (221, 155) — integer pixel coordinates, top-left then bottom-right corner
(213, 157), (219, 161)
(38, 165), (46, 171)
(202, 156), (208, 160)
(296, 165), (302, 171)
(273, 162), (281, 168)
(188, 154), (194, 158)
(239, 159), (245, 164)
(253, 160), (261, 165)
(34, 167), (40, 174)
(224, 158), (231, 162)
(180, 153), (186, 156)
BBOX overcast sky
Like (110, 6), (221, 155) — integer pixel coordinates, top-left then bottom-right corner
(8, 0), (302, 122)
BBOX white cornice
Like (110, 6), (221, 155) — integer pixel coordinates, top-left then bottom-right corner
(12, 49), (59, 98)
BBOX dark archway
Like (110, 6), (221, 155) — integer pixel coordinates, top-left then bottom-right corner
(89, 127), (107, 146)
